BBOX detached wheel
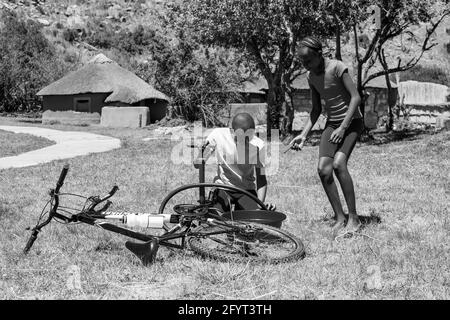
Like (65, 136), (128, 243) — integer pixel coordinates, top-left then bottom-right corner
(189, 222), (305, 264)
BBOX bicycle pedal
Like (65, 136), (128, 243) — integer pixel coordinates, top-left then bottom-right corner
(125, 239), (159, 266)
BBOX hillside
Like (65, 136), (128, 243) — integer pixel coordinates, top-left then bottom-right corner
(0, 0), (178, 64)
(2, 0), (449, 69)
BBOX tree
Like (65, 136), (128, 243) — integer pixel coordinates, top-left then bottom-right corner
(342, 0), (450, 131)
(0, 10), (68, 112)
(147, 4), (249, 127)
(152, 30), (244, 127)
(186, 0), (336, 138)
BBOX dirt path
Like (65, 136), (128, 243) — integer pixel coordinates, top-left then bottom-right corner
(0, 125), (121, 170)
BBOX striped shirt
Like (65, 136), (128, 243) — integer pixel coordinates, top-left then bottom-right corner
(307, 58), (363, 126)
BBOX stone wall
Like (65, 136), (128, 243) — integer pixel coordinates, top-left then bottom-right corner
(398, 82), (450, 129)
(403, 104), (450, 126)
(42, 110), (100, 125)
(291, 87), (394, 130)
(219, 83), (450, 131)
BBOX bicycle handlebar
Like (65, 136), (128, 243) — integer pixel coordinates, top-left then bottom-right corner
(23, 230), (38, 253)
(98, 186), (119, 203)
(24, 164), (70, 254)
(55, 164), (69, 193)
(86, 185), (119, 213)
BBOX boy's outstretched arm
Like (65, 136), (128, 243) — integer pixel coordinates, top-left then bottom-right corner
(289, 84), (322, 150)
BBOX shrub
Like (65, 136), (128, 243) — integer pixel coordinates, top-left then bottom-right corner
(62, 28), (79, 42)
(0, 10), (70, 112)
(152, 32), (244, 126)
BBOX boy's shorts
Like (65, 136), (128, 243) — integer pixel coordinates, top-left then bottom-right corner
(212, 189), (259, 213)
(319, 118), (364, 159)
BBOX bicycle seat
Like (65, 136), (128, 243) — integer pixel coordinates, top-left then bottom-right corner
(125, 238), (159, 266)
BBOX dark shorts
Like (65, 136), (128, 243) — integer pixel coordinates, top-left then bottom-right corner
(319, 118), (364, 158)
(212, 189), (258, 213)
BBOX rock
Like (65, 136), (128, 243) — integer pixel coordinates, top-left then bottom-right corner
(152, 125), (189, 139)
(66, 15), (84, 28)
(35, 5), (46, 15)
(436, 116), (450, 130)
(36, 18), (50, 26)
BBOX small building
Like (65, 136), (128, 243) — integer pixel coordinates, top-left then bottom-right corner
(234, 78), (267, 103)
(37, 54), (169, 123)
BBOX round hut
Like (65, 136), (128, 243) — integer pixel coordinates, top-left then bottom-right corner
(37, 54), (169, 125)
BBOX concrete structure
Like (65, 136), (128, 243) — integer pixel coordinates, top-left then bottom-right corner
(101, 107), (150, 128)
(42, 110), (101, 125)
(436, 115), (450, 130)
(404, 104), (450, 126)
(37, 54), (169, 124)
(398, 80), (449, 105)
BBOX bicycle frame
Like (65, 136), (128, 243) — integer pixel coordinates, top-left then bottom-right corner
(23, 164), (247, 262)
(24, 146), (283, 265)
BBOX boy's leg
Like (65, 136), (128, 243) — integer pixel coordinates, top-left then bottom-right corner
(318, 157), (347, 227)
(332, 119), (364, 231)
(212, 189), (232, 214)
(234, 190), (259, 210)
(318, 126), (346, 228)
(333, 152), (360, 231)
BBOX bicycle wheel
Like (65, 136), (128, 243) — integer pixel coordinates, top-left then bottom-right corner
(188, 221), (305, 264)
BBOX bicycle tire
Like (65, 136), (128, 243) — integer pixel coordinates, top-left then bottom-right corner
(188, 221), (305, 264)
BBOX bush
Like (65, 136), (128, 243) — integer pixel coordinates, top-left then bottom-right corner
(152, 32), (244, 126)
(84, 24), (158, 54)
(0, 10), (69, 113)
(62, 28), (79, 42)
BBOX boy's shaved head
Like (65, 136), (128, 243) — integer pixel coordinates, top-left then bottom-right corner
(231, 113), (255, 131)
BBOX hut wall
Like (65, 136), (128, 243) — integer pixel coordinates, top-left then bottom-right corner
(42, 93), (110, 113)
(144, 99), (168, 123)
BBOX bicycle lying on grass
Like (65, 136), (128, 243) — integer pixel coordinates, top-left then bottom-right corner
(24, 146), (305, 265)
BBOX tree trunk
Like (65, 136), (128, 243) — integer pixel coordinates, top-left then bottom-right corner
(280, 85), (295, 139)
(265, 78), (285, 140)
(384, 76), (396, 132)
(335, 21), (342, 61)
(356, 62), (365, 119)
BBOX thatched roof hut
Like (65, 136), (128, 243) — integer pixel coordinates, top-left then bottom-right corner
(37, 54), (169, 123)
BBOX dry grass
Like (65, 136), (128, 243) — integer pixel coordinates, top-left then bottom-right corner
(0, 129), (55, 157)
(0, 118), (449, 300)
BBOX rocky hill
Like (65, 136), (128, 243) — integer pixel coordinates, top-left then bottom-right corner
(1, 0), (449, 82)
(0, 0), (177, 64)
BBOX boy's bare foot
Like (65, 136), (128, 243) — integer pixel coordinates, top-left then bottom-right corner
(329, 214), (347, 226)
(344, 215), (361, 233)
(331, 218), (346, 233)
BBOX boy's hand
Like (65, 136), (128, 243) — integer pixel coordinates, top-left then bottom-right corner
(265, 203), (277, 211)
(329, 127), (345, 144)
(287, 136), (306, 152)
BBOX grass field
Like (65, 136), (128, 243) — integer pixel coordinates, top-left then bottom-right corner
(0, 129), (55, 157)
(0, 119), (449, 300)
